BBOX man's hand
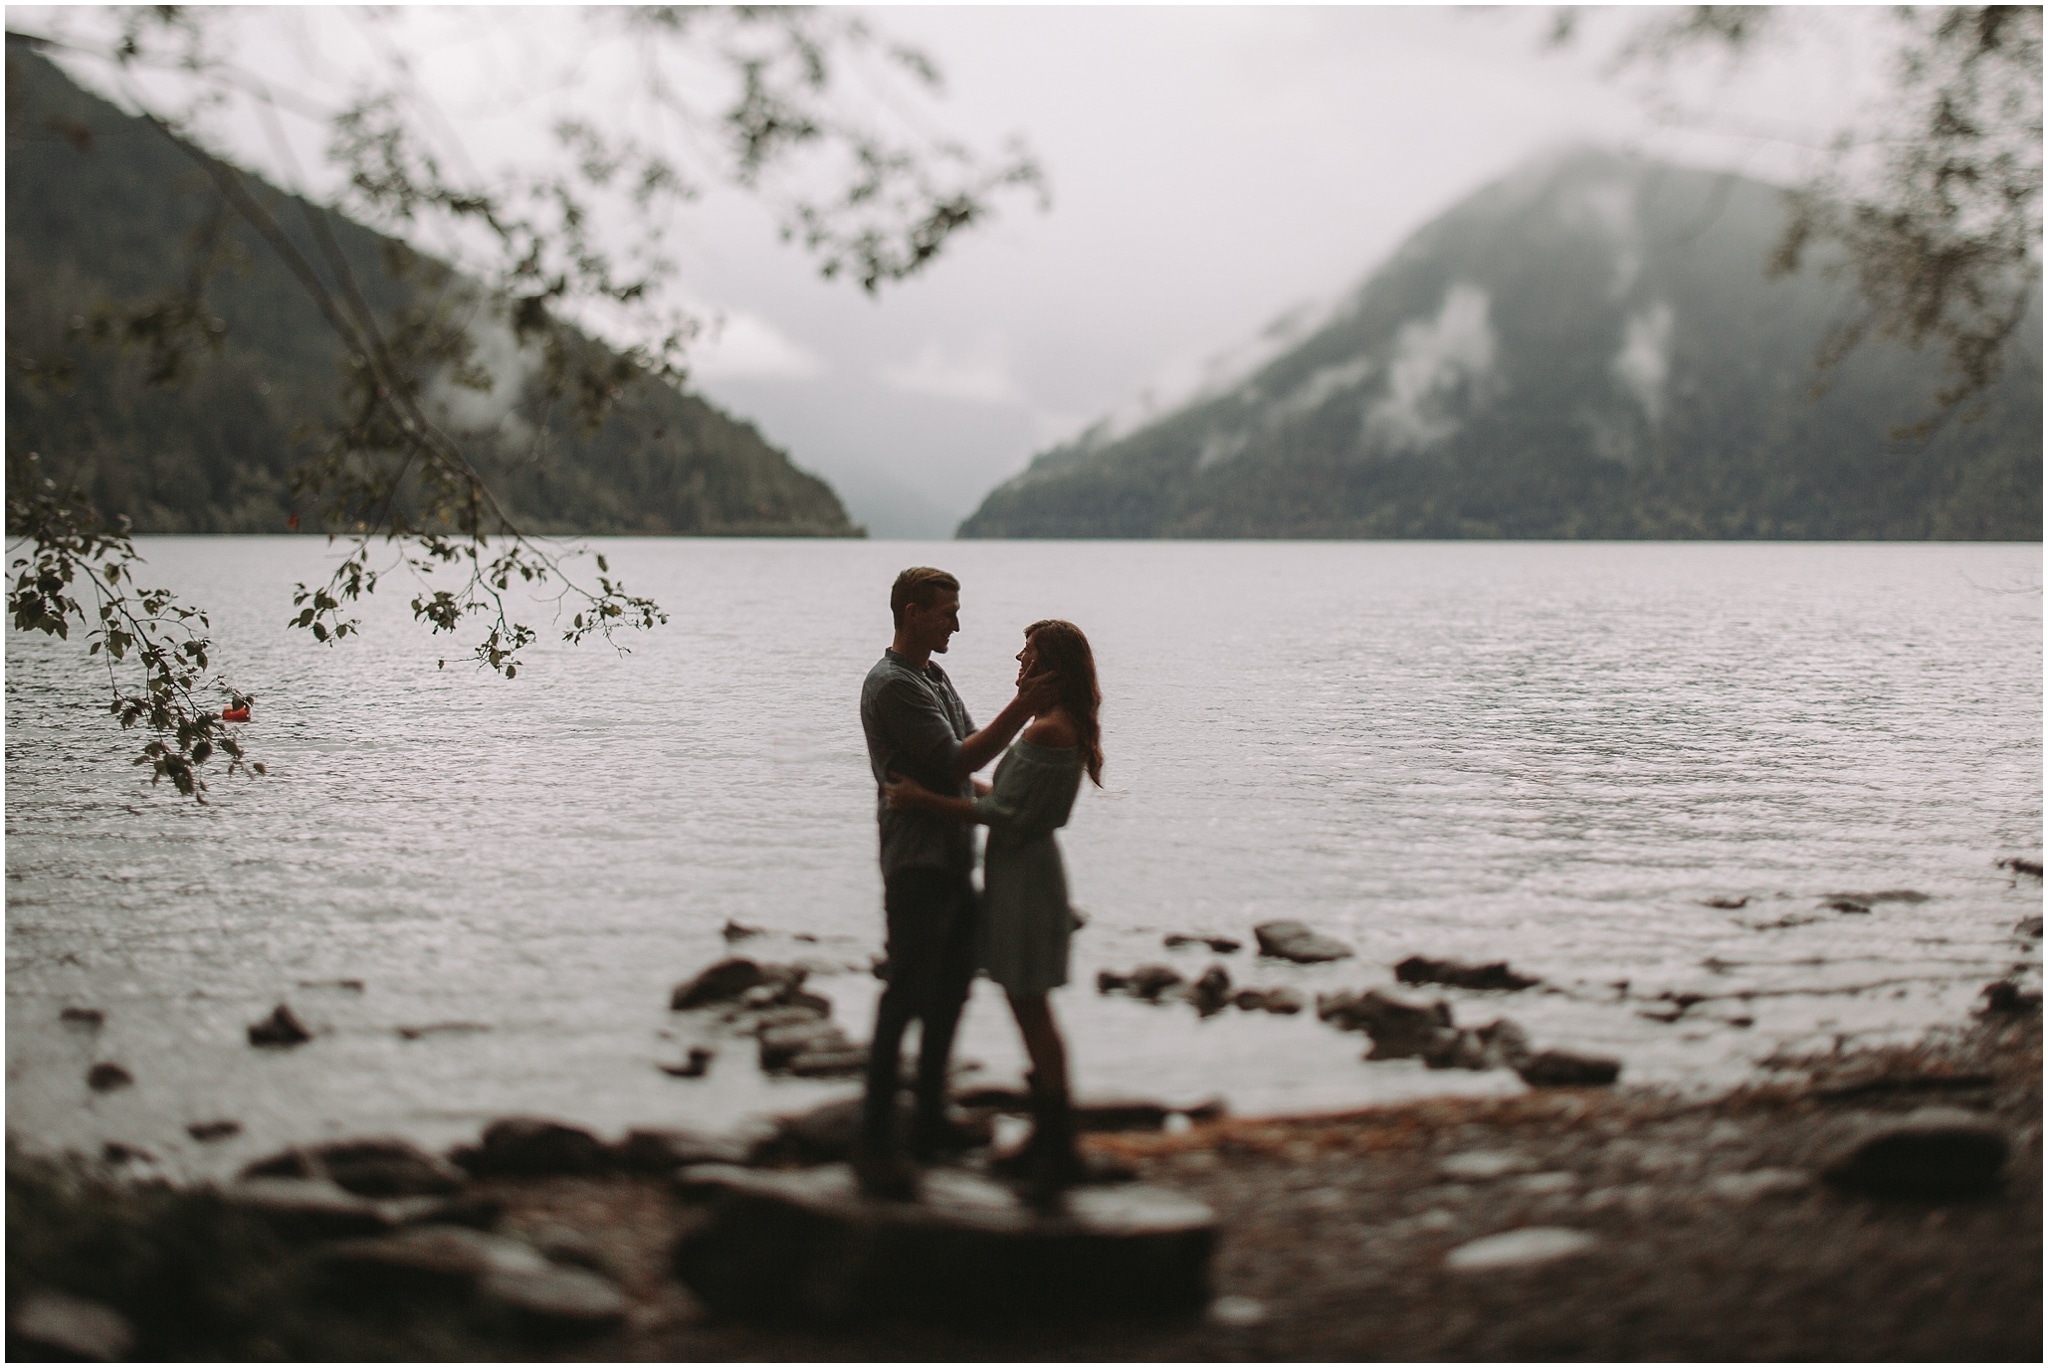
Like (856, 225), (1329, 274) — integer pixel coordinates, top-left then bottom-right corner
(1018, 669), (1061, 717)
(883, 773), (933, 811)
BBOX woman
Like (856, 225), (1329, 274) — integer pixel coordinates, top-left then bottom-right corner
(883, 618), (1102, 1199)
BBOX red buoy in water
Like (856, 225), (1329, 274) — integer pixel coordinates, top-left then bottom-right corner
(221, 706), (250, 723)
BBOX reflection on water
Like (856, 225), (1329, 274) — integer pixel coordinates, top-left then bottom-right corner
(6, 537), (2040, 1178)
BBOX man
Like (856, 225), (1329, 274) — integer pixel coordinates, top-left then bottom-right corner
(855, 566), (1052, 1199)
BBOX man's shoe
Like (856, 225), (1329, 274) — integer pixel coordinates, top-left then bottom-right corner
(851, 1144), (920, 1202)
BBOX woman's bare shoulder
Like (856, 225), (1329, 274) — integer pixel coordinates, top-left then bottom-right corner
(1024, 709), (1079, 748)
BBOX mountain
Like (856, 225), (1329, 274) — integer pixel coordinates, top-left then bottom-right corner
(5, 42), (859, 537)
(960, 148), (2040, 541)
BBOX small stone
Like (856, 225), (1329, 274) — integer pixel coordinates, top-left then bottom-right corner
(396, 1021), (491, 1040)
(722, 919), (765, 941)
(1252, 920), (1354, 963)
(1978, 974), (2042, 1015)
(9, 1289), (134, 1361)
(1190, 965), (1232, 1015)
(1395, 955), (1540, 991)
(59, 1006), (104, 1027)
(1701, 896), (1749, 909)
(1096, 969), (1130, 994)
(1232, 989), (1267, 1010)
(454, 1118), (611, 1177)
(759, 1020), (850, 1071)
(1823, 897), (1872, 914)
(2000, 857), (2044, 879)
(1259, 987), (1304, 1015)
(1438, 1150), (1529, 1181)
(1207, 1294), (1267, 1327)
(85, 1062), (132, 1092)
(1445, 1227), (1596, 1271)
(101, 1141), (155, 1165)
(660, 1046), (716, 1078)
(1705, 1168), (1809, 1201)
(616, 1127), (753, 1173)
(247, 1003), (312, 1047)
(786, 1047), (871, 1078)
(2016, 915), (2044, 938)
(1515, 1050), (1621, 1088)
(480, 1264), (628, 1334)
(316, 1138), (469, 1197)
(220, 1177), (396, 1240)
(1822, 1109), (2008, 1199)
(187, 1119), (242, 1142)
(1125, 964), (1185, 1000)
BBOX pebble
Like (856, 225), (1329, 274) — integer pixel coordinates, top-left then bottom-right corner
(247, 1003), (312, 1047)
(1207, 1294), (1268, 1327)
(1444, 1226), (1597, 1271)
(1705, 1168), (1810, 1201)
(1515, 1049), (1621, 1087)
(9, 1289), (134, 1361)
(85, 1062), (132, 1092)
(187, 1120), (242, 1142)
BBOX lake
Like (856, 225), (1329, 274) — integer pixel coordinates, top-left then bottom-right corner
(5, 537), (2041, 1179)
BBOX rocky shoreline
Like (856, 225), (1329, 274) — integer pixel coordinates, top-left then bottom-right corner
(9, 988), (2039, 1361)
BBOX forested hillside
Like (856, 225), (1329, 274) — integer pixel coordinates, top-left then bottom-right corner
(5, 42), (860, 537)
(961, 149), (2040, 541)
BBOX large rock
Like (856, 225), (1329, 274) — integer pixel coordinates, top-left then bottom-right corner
(759, 1020), (852, 1071)
(8, 1289), (134, 1361)
(616, 1127), (755, 1173)
(1395, 955), (1540, 991)
(1821, 1108), (2009, 1199)
(670, 958), (805, 1011)
(1190, 966), (1232, 1016)
(453, 1118), (612, 1177)
(1318, 988), (1454, 1059)
(242, 1138), (467, 1197)
(1252, 920), (1354, 963)
(1515, 1050), (1622, 1088)
(672, 1163), (1214, 1324)
(218, 1177), (397, 1241)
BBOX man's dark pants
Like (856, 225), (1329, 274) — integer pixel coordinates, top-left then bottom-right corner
(861, 867), (979, 1145)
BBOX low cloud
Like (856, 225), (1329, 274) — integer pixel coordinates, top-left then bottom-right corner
(690, 310), (826, 382)
(1362, 281), (1499, 452)
(1612, 300), (1674, 424)
(428, 309), (543, 448)
(877, 337), (1026, 405)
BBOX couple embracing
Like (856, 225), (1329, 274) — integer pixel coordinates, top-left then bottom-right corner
(855, 566), (1103, 1203)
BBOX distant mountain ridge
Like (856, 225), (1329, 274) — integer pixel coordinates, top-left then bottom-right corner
(5, 43), (860, 537)
(961, 148), (2040, 540)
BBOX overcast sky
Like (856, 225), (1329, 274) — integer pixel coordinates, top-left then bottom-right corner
(27, 5), (1895, 535)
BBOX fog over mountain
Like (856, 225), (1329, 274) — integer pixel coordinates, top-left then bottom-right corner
(960, 149), (2041, 541)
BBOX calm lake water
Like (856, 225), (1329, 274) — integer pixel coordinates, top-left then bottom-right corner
(6, 537), (2041, 1179)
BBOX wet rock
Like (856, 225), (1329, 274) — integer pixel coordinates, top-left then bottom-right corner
(1109, 964), (1184, 1001)
(1319, 989), (1455, 1060)
(1479, 1018), (1533, 1067)
(59, 1006), (104, 1028)
(396, 1021), (491, 1040)
(296, 977), (364, 991)
(1822, 897), (1872, 914)
(1232, 989), (1267, 1011)
(1444, 1227), (1596, 1271)
(9, 1289), (134, 1361)
(1074, 1100), (1173, 1133)
(1515, 1050), (1621, 1087)
(1164, 934), (1241, 954)
(2016, 914), (2044, 938)
(320, 1224), (549, 1297)
(660, 1046), (717, 1078)
(187, 1119), (242, 1142)
(1821, 1108), (2009, 1199)
(747, 1002), (831, 1033)
(1999, 857), (2043, 879)
(479, 1264), (627, 1336)
(671, 958), (804, 1011)
(1096, 969), (1130, 994)
(101, 1141), (155, 1166)
(220, 1177), (396, 1240)
(1700, 895), (1749, 910)
(1978, 972), (2042, 1016)
(1190, 965), (1232, 1016)
(722, 919), (766, 941)
(787, 1047), (871, 1078)
(85, 1062), (132, 1092)
(383, 1193), (505, 1231)
(247, 1003), (312, 1047)
(453, 1118), (612, 1177)
(671, 1163), (1214, 1324)
(1259, 987), (1304, 1015)
(325, 1139), (471, 1197)
(759, 1020), (851, 1071)
(1395, 955), (1540, 991)
(754, 1097), (905, 1166)
(616, 1127), (753, 1173)
(1253, 920), (1354, 963)
(1422, 1029), (1492, 1071)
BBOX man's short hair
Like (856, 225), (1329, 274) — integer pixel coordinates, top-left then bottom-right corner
(891, 567), (960, 627)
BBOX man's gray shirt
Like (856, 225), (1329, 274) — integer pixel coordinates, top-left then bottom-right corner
(862, 649), (976, 879)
